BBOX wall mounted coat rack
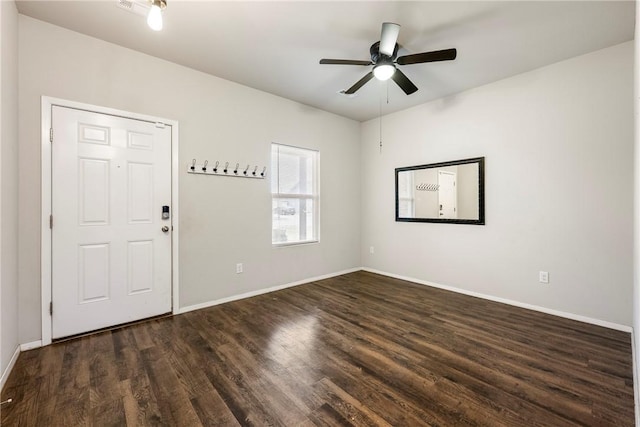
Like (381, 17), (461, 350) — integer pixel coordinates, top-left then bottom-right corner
(187, 159), (266, 179)
(416, 183), (440, 191)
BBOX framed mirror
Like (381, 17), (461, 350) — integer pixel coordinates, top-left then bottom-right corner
(395, 157), (485, 225)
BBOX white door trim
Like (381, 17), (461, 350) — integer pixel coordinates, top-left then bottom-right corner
(41, 96), (180, 346)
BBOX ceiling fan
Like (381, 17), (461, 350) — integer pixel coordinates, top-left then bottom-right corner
(319, 23), (457, 96)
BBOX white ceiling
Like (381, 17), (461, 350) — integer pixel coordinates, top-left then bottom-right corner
(16, 1), (635, 122)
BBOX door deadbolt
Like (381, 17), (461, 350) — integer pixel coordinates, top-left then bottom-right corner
(162, 226), (169, 233)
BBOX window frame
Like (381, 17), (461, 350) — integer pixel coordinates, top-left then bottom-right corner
(397, 169), (415, 218)
(271, 143), (320, 246)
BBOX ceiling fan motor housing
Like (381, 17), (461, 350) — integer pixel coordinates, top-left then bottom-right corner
(370, 41), (398, 64)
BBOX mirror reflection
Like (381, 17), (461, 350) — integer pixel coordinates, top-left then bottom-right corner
(395, 157), (484, 224)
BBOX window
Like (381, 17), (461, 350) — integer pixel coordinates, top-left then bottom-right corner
(271, 143), (319, 245)
(397, 170), (415, 218)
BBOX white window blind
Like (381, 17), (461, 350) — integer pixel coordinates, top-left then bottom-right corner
(271, 143), (319, 245)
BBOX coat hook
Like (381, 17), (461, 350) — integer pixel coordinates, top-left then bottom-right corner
(261, 166), (266, 177)
(224, 162), (229, 174)
(243, 165), (250, 176)
(190, 158), (196, 171)
(202, 160), (208, 172)
(252, 166), (258, 176)
(213, 161), (219, 173)
(233, 163), (239, 175)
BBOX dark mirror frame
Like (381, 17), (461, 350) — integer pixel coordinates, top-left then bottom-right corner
(395, 157), (485, 225)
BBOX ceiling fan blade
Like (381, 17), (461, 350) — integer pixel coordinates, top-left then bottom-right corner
(320, 59), (373, 66)
(391, 69), (418, 95)
(379, 22), (400, 57)
(396, 48), (457, 66)
(344, 71), (375, 95)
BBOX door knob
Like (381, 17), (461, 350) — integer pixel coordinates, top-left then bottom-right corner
(162, 226), (169, 233)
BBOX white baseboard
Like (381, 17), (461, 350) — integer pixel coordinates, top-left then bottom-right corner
(178, 267), (362, 315)
(20, 341), (42, 351)
(362, 268), (633, 333)
(0, 345), (20, 393)
(631, 329), (639, 426)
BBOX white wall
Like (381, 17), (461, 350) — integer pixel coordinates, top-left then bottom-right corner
(633, 0), (640, 420)
(361, 42), (633, 326)
(18, 16), (361, 343)
(1, 0), (20, 388)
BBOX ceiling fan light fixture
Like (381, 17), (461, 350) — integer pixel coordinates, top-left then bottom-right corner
(147, 0), (166, 31)
(373, 63), (396, 81)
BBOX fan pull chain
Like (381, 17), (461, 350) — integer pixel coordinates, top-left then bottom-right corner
(379, 81), (390, 154)
(379, 86), (383, 154)
(387, 80), (390, 104)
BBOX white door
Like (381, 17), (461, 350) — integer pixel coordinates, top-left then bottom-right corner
(51, 106), (172, 339)
(438, 171), (457, 219)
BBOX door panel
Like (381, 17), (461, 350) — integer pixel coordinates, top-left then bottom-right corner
(51, 106), (172, 339)
(128, 162), (154, 223)
(78, 243), (110, 303)
(127, 240), (154, 295)
(78, 158), (110, 225)
(438, 171), (457, 219)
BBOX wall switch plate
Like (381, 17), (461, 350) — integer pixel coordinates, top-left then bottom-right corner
(369, 246), (375, 254)
(539, 271), (549, 283)
(236, 263), (243, 274)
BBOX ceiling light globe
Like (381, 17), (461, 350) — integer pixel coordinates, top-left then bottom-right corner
(373, 64), (395, 81)
(147, 4), (163, 31)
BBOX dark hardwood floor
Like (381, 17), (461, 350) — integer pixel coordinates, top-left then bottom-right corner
(1, 271), (635, 426)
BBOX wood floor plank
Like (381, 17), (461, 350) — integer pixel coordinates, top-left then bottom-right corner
(163, 316), (244, 425)
(307, 402), (356, 427)
(51, 336), (91, 426)
(89, 332), (121, 409)
(317, 343), (452, 426)
(122, 374), (164, 426)
(112, 327), (146, 382)
(189, 394), (242, 427)
(1, 271), (634, 426)
(215, 342), (310, 426)
(313, 378), (393, 427)
(214, 322), (325, 415)
(139, 345), (202, 426)
(90, 397), (126, 427)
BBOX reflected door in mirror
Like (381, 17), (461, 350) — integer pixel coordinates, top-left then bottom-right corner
(395, 157), (484, 225)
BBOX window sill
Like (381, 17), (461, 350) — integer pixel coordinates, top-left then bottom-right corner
(272, 240), (319, 248)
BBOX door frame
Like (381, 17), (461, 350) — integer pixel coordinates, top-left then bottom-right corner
(40, 96), (180, 346)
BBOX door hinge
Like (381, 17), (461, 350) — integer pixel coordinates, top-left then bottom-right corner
(49, 301), (53, 316)
(49, 128), (53, 143)
(49, 214), (53, 229)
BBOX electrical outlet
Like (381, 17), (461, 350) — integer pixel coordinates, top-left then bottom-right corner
(369, 246), (375, 254)
(539, 271), (549, 284)
(236, 263), (243, 274)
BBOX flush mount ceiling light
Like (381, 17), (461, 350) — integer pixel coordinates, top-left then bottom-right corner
(147, 0), (166, 31)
